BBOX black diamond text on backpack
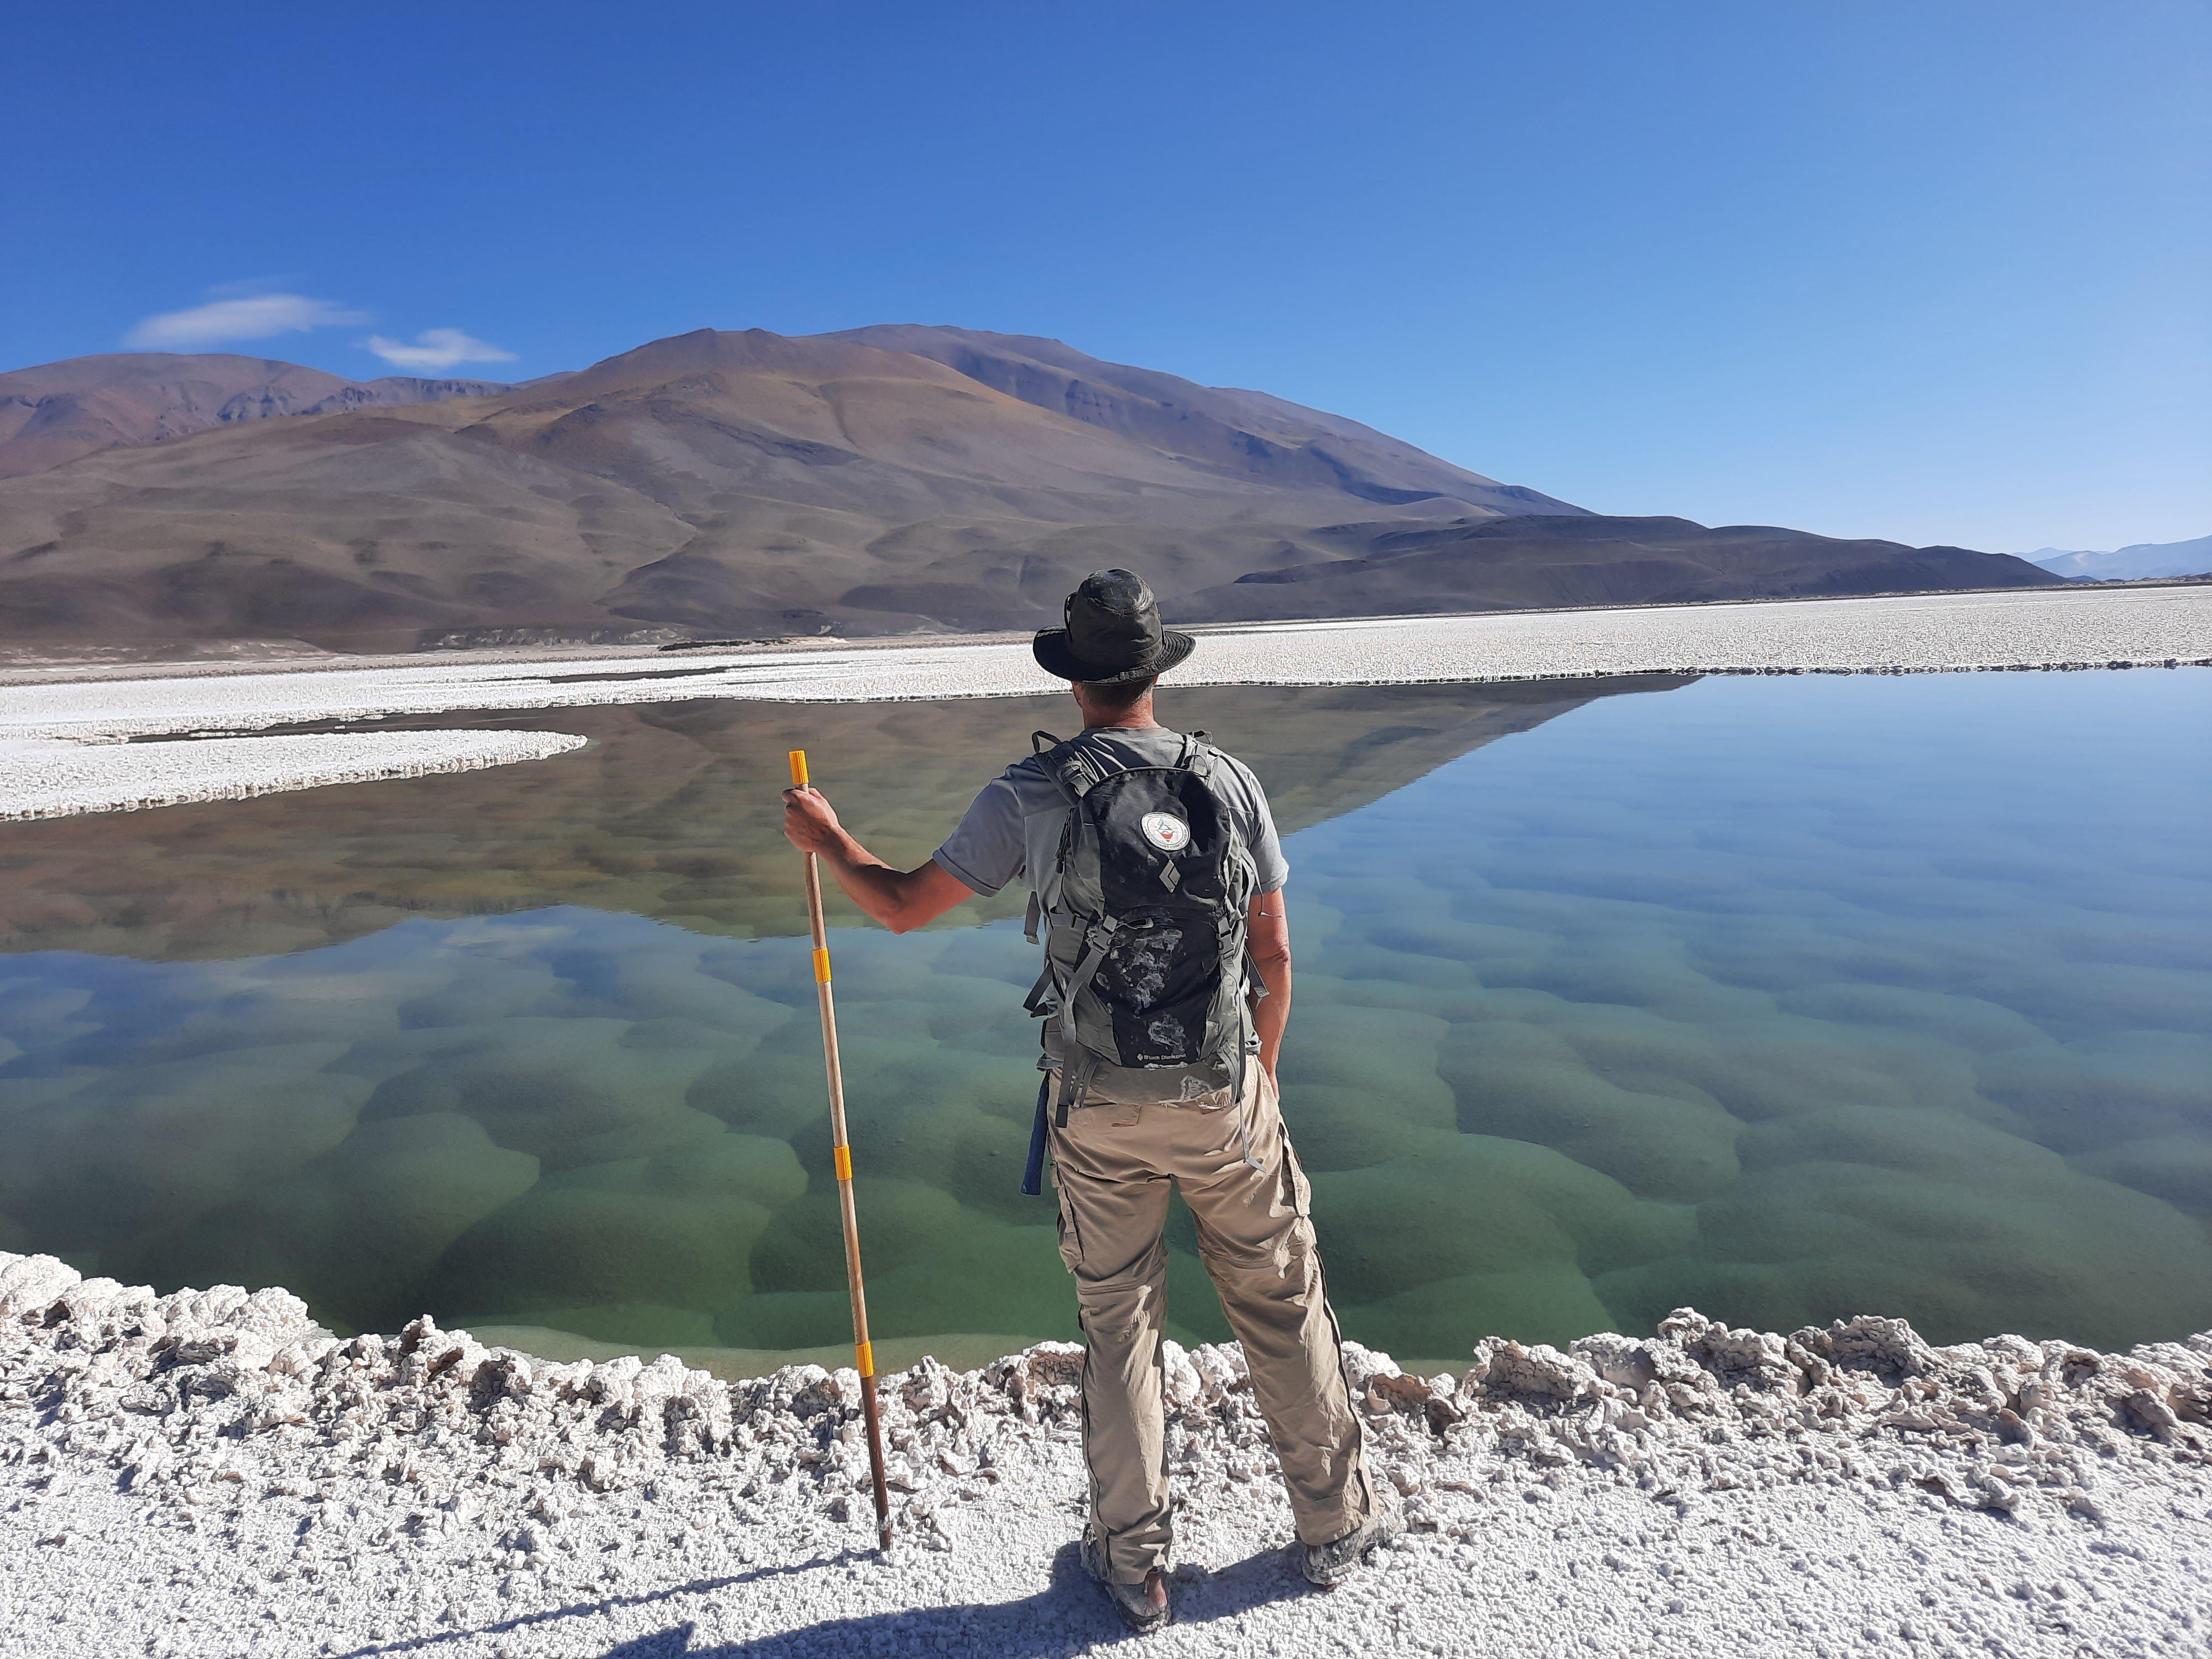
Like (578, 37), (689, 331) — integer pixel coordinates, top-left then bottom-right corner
(1018, 730), (1263, 1194)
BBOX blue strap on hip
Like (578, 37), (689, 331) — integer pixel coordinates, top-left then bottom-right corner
(1020, 1075), (1051, 1196)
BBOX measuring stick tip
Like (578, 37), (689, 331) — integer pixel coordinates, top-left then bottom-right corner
(787, 749), (809, 786)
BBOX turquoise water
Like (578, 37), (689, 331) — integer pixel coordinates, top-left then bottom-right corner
(1, 670), (2206, 1373)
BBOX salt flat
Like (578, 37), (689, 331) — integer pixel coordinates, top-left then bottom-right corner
(0, 586), (2201, 821)
(1, 585), (2199, 821)
(5, 586), (2208, 747)
(6, 585), (2203, 820)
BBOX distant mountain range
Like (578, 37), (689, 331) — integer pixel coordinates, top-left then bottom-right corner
(2023, 535), (2212, 583)
(0, 354), (512, 482)
(0, 328), (2058, 650)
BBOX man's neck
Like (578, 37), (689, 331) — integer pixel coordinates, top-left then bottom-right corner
(1080, 693), (1160, 731)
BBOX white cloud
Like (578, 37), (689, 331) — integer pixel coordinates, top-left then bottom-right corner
(124, 293), (371, 349)
(360, 328), (518, 372)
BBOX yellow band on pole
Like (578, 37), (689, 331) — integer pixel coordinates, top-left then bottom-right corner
(833, 1144), (853, 1182)
(788, 749), (809, 787)
(855, 1341), (874, 1379)
(813, 947), (832, 983)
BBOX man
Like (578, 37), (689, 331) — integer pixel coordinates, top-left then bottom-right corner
(782, 569), (1400, 1632)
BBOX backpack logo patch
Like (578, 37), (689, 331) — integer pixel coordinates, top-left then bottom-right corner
(1140, 812), (1191, 852)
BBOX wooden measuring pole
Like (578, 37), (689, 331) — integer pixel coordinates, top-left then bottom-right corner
(788, 748), (893, 1550)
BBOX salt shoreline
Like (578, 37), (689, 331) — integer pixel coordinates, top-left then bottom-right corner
(0, 731), (589, 822)
(6, 587), (2208, 745)
(3, 586), (2208, 822)
(4, 1251), (2206, 1656)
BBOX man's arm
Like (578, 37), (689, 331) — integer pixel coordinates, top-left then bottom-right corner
(782, 786), (978, 933)
(1247, 890), (1292, 1082)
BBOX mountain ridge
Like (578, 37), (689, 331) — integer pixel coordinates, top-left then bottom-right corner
(0, 327), (2057, 650)
(0, 353), (512, 481)
(817, 325), (1574, 517)
(2025, 535), (2212, 582)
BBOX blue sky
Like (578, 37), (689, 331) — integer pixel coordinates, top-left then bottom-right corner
(9, 2), (2206, 552)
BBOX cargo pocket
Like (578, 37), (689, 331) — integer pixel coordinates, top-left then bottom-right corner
(1259, 1071), (1312, 1218)
(1281, 1139), (1314, 1219)
(1055, 1183), (1084, 1275)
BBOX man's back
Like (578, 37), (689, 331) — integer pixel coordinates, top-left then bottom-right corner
(932, 725), (1290, 905)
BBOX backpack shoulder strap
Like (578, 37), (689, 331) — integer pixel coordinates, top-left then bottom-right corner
(1176, 729), (1218, 781)
(1034, 732), (1116, 801)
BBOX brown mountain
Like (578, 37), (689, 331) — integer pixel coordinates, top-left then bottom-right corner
(0, 328), (2053, 650)
(1184, 513), (2062, 618)
(0, 353), (512, 480)
(818, 326), (1571, 515)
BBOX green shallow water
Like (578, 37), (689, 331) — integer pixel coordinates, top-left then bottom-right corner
(2, 670), (2207, 1375)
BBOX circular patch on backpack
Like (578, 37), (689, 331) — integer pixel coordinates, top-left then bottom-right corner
(1140, 811), (1191, 852)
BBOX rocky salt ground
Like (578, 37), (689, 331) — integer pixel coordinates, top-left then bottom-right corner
(2, 1253), (2208, 1658)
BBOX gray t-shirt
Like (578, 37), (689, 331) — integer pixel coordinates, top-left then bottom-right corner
(933, 726), (1290, 900)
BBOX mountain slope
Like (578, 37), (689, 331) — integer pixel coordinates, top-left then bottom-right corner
(822, 326), (1580, 517)
(2026, 535), (2212, 582)
(0, 327), (1591, 647)
(0, 328), (2052, 650)
(0, 354), (513, 480)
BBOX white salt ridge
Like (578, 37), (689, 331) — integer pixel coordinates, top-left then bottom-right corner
(4, 586), (2208, 745)
(0, 731), (589, 821)
(6, 588), (2204, 822)
(4, 1251), (2206, 1656)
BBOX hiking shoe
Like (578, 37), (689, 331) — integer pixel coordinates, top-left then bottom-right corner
(1298, 1490), (1406, 1587)
(1079, 1536), (1172, 1634)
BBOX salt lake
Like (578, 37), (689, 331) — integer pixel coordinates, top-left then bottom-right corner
(2, 667), (2205, 1375)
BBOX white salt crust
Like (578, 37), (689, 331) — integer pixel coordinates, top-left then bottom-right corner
(0, 732), (589, 821)
(3, 587), (2203, 824)
(4, 1252), (2206, 1657)
(3, 587), (2208, 745)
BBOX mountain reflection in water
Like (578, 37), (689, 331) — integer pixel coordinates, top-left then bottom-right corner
(1, 678), (1678, 959)
(1, 670), (2206, 1377)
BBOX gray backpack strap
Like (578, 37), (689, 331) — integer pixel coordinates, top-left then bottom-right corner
(1177, 730), (1216, 779)
(1047, 745), (1107, 801)
(1023, 890), (1043, 945)
(1052, 916), (1123, 1124)
(1052, 1050), (1100, 1128)
(1230, 1050), (1261, 1171)
(1021, 957), (1056, 1015)
(1029, 729), (1091, 804)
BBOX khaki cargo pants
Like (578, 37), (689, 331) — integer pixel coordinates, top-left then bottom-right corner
(1048, 1064), (1375, 1582)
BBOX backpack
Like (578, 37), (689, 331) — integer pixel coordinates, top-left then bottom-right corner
(1018, 728), (1263, 1194)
